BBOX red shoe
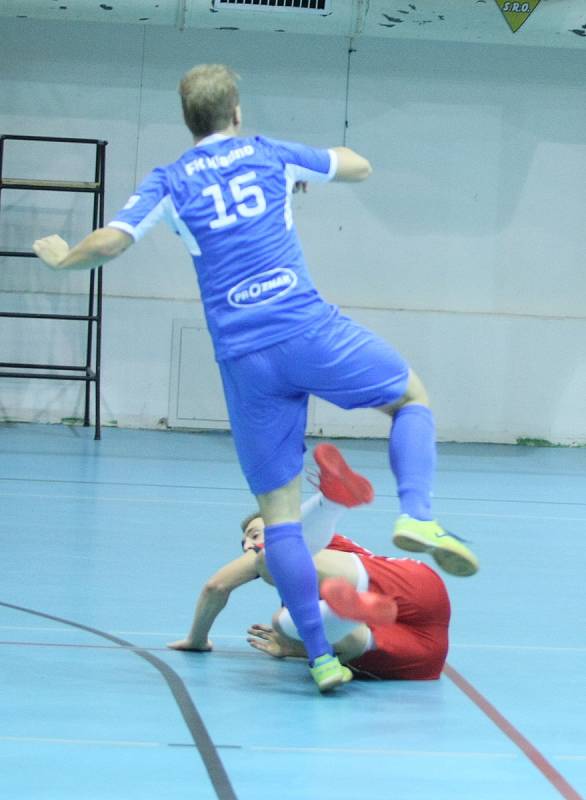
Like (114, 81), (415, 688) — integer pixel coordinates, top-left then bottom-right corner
(321, 578), (398, 627)
(313, 444), (374, 507)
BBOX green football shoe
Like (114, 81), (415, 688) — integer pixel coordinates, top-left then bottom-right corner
(393, 515), (479, 577)
(309, 654), (353, 692)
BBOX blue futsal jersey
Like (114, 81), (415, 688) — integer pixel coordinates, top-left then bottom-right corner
(109, 134), (338, 360)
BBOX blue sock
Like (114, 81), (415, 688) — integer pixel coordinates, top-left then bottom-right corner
(263, 522), (333, 664)
(389, 404), (436, 521)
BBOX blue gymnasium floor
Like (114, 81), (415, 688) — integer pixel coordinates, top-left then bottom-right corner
(1, 422), (585, 800)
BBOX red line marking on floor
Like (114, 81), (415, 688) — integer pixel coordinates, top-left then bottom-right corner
(444, 663), (584, 800)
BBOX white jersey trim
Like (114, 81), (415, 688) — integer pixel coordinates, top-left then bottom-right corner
(109, 197), (201, 257)
(327, 148), (338, 180)
(107, 197), (170, 243)
(284, 155), (335, 187)
(283, 152), (335, 231)
(108, 221), (137, 240)
(161, 195), (202, 256)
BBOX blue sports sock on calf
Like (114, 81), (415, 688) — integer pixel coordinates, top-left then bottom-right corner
(263, 522), (333, 664)
(389, 404), (436, 521)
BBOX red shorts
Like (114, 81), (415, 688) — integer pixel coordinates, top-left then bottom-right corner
(327, 535), (451, 680)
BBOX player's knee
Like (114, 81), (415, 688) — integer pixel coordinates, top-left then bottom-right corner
(272, 609), (284, 632)
(257, 475), (302, 525)
(273, 608), (299, 641)
(403, 370), (430, 407)
(377, 370), (430, 417)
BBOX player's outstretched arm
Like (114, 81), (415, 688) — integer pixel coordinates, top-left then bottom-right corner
(168, 551), (259, 652)
(33, 228), (133, 271)
(331, 146), (372, 182)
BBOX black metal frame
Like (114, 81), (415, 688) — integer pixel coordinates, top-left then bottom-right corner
(0, 134), (107, 439)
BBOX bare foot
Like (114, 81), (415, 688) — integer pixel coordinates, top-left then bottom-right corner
(167, 638), (212, 652)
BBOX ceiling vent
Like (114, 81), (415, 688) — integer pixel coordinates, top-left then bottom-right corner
(212, 0), (331, 12)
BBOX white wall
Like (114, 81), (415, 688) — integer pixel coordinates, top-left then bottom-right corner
(1, 18), (585, 443)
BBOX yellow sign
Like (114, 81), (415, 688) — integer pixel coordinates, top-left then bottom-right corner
(494, 0), (541, 33)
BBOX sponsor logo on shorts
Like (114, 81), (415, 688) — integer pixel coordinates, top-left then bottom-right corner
(227, 268), (298, 308)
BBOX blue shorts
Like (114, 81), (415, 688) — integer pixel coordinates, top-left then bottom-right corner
(218, 307), (409, 495)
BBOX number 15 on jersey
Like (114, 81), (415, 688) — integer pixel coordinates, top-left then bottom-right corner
(202, 171), (267, 230)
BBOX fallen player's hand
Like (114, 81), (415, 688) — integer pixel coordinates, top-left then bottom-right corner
(246, 624), (287, 659)
(167, 638), (212, 652)
(32, 234), (70, 269)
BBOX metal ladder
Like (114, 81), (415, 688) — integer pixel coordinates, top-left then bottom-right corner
(0, 135), (107, 439)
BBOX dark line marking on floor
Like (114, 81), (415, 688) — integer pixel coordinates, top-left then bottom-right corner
(2, 477), (586, 510)
(444, 664), (584, 800)
(0, 640), (264, 659)
(4, 639), (585, 657)
(0, 640), (175, 651)
(0, 601), (238, 800)
(0, 476), (251, 493)
(3, 485), (586, 516)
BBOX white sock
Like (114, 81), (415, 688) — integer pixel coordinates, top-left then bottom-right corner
(301, 493), (345, 555)
(278, 600), (359, 643)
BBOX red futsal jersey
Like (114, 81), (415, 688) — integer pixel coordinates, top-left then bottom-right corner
(326, 535), (451, 680)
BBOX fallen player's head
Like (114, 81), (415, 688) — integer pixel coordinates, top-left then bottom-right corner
(240, 511), (264, 553)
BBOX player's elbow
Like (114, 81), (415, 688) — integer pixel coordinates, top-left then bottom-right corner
(93, 228), (133, 258)
(332, 148), (373, 182)
(348, 153), (372, 181)
(355, 158), (372, 181)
